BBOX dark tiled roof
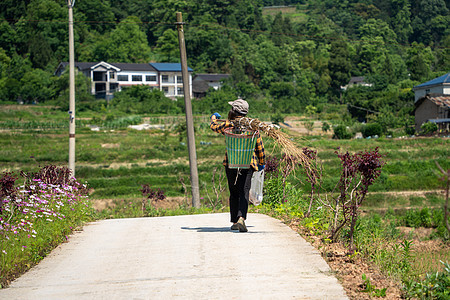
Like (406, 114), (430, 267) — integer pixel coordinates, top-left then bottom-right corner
(428, 95), (450, 107)
(348, 76), (366, 84)
(414, 73), (450, 88)
(108, 63), (156, 71)
(194, 73), (230, 82)
(415, 94), (450, 107)
(58, 61), (194, 73)
(58, 62), (97, 71)
(59, 62), (157, 72)
(192, 79), (210, 93)
(75, 62), (97, 70)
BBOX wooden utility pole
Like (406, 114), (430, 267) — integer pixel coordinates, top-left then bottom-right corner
(176, 12), (200, 208)
(68, 0), (76, 177)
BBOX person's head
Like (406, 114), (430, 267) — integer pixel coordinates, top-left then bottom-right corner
(227, 98), (248, 120)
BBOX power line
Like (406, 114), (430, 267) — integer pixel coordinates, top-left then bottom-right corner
(347, 104), (379, 114)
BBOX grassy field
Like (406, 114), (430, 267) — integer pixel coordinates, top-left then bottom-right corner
(262, 5), (309, 23)
(1, 105), (448, 208)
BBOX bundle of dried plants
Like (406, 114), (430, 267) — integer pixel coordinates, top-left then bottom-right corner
(231, 116), (315, 176)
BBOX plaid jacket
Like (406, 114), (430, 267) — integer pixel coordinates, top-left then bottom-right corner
(210, 118), (265, 170)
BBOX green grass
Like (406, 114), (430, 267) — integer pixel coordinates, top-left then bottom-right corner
(1, 106), (449, 203)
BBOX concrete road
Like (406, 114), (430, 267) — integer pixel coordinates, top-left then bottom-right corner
(0, 213), (348, 299)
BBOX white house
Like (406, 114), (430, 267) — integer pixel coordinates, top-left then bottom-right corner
(55, 61), (193, 99)
(149, 63), (193, 99)
(340, 76), (372, 91)
(412, 72), (450, 102)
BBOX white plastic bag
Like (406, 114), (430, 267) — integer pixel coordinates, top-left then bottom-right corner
(249, 170), (264, 206)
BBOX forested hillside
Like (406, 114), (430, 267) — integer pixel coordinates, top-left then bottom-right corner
(0, 0), (448, 131)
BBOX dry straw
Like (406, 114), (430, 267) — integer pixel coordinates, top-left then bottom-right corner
(231, 116), (315, 176)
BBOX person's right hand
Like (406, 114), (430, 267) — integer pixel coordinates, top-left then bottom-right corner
(210, 112), (221, 120)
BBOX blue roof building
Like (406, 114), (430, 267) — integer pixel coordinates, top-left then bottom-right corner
(413, 72), (450, 102)
(150, 63), (193, 72)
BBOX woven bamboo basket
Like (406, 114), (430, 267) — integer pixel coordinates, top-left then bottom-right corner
(224, 127), (259, 169)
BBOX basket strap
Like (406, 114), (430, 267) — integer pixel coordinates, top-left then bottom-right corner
(234, 168), (241, 185)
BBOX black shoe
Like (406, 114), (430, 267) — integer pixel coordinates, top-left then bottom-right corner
(237, 217), (248, 232)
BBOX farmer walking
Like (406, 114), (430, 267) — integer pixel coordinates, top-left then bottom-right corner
(210, 99), (265, 232)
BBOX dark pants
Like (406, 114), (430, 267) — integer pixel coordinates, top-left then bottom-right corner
(225, 166), (253, 223)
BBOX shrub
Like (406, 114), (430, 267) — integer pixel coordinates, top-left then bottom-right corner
(362, 123), (383, 138)
(321, 121), (330, 132)
(271, 112), (285, 125)
(333, 124), (352, 139)
(421, 122), (438, 134)
(403, 261), (450, 299)
(404, 126), (415, 136)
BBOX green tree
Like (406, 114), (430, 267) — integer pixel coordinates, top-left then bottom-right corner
(329, 40), (352, 97)
(52, 72), (95, 111)
(357, 19), (397, 74)
(93, 16), (152, 63)
(76, 0), (115, 34)
(407, 42), (435, 81)
(0, 21), (17, 55)
(411, 0), (448, 44)
(244, 37), (280, 88)
(111, 85), (177, 114)
(0, 48), (11, 78)
(192, 85), (238, 115)
(155, 29), (180, 63)
(20, 0), (68, 68)
(0, 0), (28, 21)
(391, 0), (412, 43)
(20, 69), (53, 103)
(6, 52), (32, 81)
(269, 82), (295, 99)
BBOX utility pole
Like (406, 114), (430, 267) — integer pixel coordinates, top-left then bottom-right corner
(68, 0), (76, 177)
(176, 12), (200, 208)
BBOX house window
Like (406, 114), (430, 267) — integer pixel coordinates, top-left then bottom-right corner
(132, 75), (142, 82)
(109, 71), (115, 80)
(110, 83), (119, 92)
(425, 89), (430, 95)
(118, 75), (128, 81)
(146, 75), (156, 82)
(177, 76), (183, 83)
(162, 87), (169, 93)
(93, 72), (105, 82)
(177, 87), (184, 94)
(162, 75), (169, 83)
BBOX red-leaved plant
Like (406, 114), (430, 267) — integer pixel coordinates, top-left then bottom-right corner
(327, 147), (384, 251)
(300, 147), (322, 217)
(140, 184), (166, 213)
(0, 172), (18, 213)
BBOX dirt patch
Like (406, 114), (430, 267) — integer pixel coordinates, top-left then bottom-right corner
(284, 220), (404, 299)
(153, 196), (187, 209)
(277, 116), (334, 137)
(91, 199), (117, 211)
(397, 226), (434, 240)
(101, 143), (120, 149)
(76, 158), (189, 169)
(280, 217), (449, 299)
